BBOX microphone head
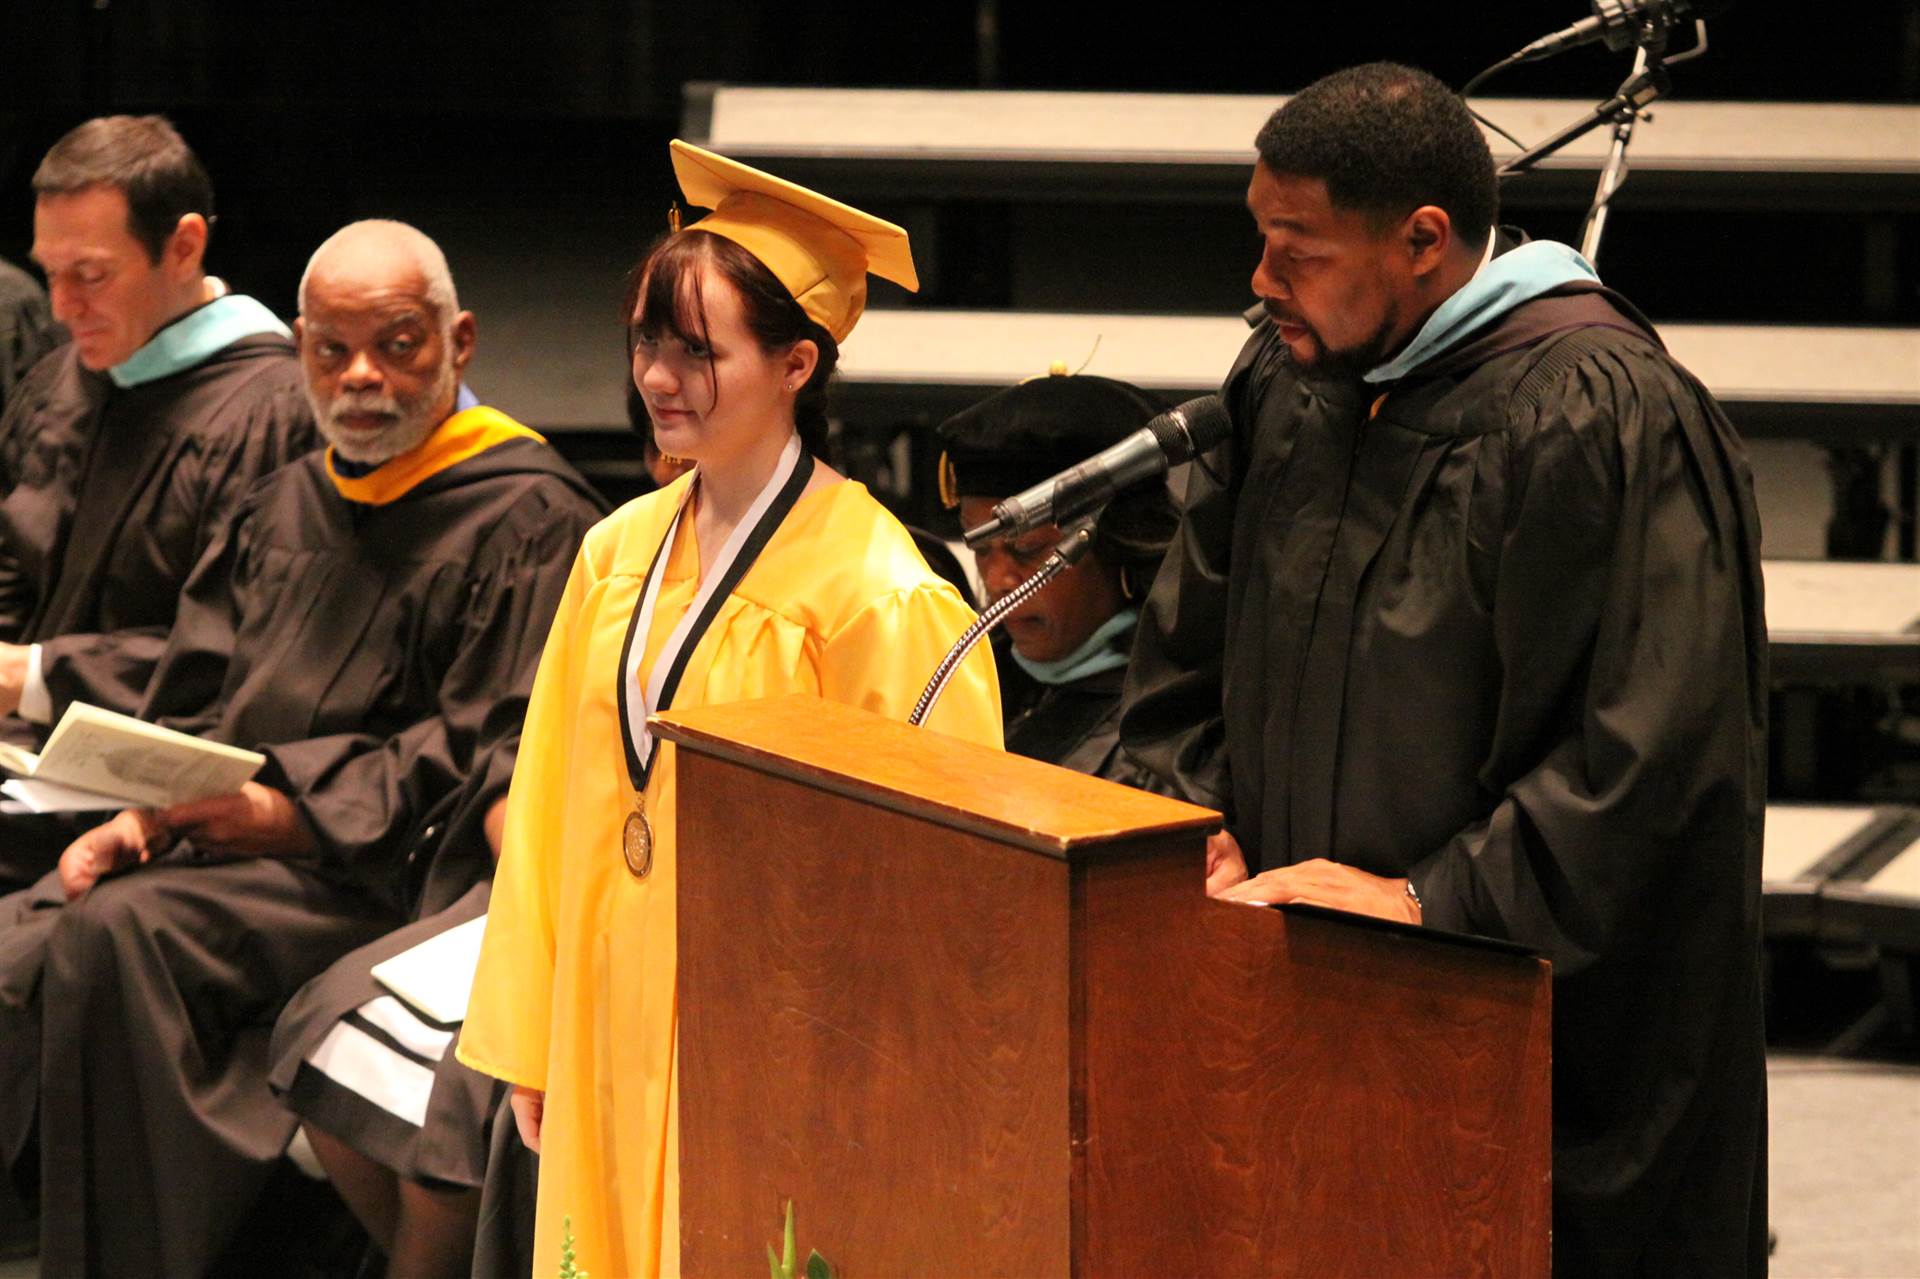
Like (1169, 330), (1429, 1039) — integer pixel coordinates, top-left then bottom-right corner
(1596, 0), (1733, 44)
(1161, 394), (1231, 462)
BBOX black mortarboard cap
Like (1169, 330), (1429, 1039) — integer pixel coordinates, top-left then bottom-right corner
(935, 373), (1166, 505)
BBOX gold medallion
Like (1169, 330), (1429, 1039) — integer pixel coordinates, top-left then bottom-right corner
(623, 801), (654, 879)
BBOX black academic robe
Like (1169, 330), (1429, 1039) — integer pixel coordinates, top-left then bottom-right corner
(0, 259), (57, 409)
(151, 438), (600, 898)
(0, 332), (317, 731)
(1123, 274), (1769, 1278)
(1005, 662), (1176, 795)
(0, 433), (604, 1278)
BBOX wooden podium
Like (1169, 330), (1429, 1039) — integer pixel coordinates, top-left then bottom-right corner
(655, 696), (1551, 1278)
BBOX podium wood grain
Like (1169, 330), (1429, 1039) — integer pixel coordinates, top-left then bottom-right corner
(1075, 853), (1552, 1277)
(660, 696), (1550, 1278)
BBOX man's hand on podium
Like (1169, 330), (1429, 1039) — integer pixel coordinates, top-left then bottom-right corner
(1205, 830), (1248, 895)
(1212, 854), (1422, 926)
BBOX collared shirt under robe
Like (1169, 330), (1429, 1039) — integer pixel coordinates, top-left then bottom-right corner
(1122, 278), (1769, 1278)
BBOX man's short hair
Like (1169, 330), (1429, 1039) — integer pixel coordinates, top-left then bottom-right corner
(1255, 62), (1497, 250)
(297, 219), (460, 324)
(32, 115), (215, 264)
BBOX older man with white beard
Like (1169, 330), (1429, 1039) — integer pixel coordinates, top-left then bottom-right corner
(0, 220), (603, 1277)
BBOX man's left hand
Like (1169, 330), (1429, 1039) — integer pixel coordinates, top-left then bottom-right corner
(58, 808), (169, 900)
(158, 781), (315, 857)
(1206, 829), (1249, 895)
(1213, 857), (1421, 925)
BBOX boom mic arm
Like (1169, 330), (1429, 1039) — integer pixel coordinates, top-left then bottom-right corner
(1509, 0), (1730, 63)
(962, 394), (1230, 548)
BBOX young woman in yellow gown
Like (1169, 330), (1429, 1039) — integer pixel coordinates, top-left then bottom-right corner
(457, 143), (1002, 1278)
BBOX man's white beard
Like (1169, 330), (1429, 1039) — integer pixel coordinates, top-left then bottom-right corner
(313, 356), (458, 465)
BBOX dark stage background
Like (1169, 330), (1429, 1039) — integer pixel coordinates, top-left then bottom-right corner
(4, 14), (1918, 1272)
(1, 1), (1916, 434)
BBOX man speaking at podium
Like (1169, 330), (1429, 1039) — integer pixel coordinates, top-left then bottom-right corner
(1121, 64), (1767, 1277)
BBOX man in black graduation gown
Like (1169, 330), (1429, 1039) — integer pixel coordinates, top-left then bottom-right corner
(0, 218), (604, 1276)
(937, 373), (1177, 791)
(1120, 64), (1767, 1277)
(0, 257), (58, 407)
(0, 117), (316, 889)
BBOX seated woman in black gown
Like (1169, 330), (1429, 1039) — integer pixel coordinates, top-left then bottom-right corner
(937, 371), (1178, 791)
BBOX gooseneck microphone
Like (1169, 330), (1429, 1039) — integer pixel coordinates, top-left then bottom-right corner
(1510, 0), (1733, 62)
(961, 395), (1231, 548)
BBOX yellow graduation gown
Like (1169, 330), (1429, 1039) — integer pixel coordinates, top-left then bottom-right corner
(458, 474), (1002, 1278)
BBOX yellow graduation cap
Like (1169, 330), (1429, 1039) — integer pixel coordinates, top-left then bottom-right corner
(669, 139), (918, 343)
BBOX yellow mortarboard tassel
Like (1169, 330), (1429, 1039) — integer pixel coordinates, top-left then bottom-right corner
(668, 202), (682, 234)
(937, 451), (960, 510)
(1019, 339), (1100, 385)
(668, 139), (918, 343)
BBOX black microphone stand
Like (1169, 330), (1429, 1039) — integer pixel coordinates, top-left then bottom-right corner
(1490, 17), (1711, 265)
(908, 520), (1095, 727)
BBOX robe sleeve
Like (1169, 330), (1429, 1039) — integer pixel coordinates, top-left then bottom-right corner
(818, 582), (1004, 750)
(0, 267), (56, 408)
(259, 490), (598, 903)
(0, 357), (54, 641)
(457, 540), (598, 1090)
(137, 485), (257, 737)
(1117, 330), (1272, 812)
(33, 379), (317, 720)
(31, 626), (173, 719)
(0, 547), (25, 642)
(1406, 335), (1767, 978)
(1117, 446), (1234, 810)
(407, 704), (527, 916)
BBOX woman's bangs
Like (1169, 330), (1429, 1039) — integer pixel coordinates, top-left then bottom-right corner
(632, 234), (714, 348)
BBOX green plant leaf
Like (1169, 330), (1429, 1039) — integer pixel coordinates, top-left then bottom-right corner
(783, 1200), (797, 1273)
(766, 1242), (784, 1279)
(558, 1215), (586, 1279)
(806, 1248), (834, 1279)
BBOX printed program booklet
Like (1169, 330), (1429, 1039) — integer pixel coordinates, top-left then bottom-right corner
(369, 914), (490, 1024)
(0, 702), (265, 812)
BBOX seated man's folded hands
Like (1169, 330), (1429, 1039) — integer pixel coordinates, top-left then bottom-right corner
(58, 782), (315, 899)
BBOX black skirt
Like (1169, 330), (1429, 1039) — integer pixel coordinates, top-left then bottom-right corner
(268, 880), (501, 1188)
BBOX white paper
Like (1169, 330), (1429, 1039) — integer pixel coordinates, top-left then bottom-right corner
(25, 703), (264, 808)
(1, 777), (130, 814)
(0, 741), (40, 776)
(369, 914), (489, 1025)
(1762, 804), (1879, 883)
(1866, 835), (1920, 899)
(1763, 562), (1920, 637)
